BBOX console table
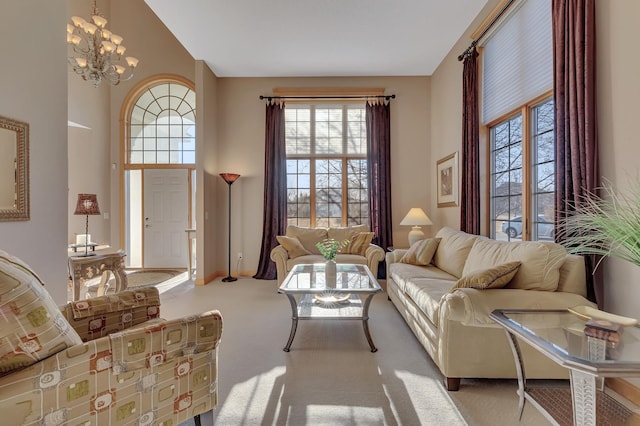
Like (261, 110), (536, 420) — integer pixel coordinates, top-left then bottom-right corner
(68, 250), (128, 301)
(490, 309), (639, 426)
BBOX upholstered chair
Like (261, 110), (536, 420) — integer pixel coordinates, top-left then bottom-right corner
(0, 250), (222, 426)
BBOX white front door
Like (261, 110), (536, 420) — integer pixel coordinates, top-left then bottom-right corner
(143, 169), (188, 268)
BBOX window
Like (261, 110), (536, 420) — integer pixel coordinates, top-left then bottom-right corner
(285, 104), (368, 228)
(481, 0), (554, 241)
(127, 82), (196, 165)
(490, 97), (555, 241)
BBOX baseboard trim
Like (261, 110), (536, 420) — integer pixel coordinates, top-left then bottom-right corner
(608, 378), (640, 407)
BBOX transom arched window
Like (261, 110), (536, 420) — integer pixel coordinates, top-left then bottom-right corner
(127, 81), (195, 164)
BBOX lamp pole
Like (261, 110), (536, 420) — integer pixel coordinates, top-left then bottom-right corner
(220, 173), (240, 282)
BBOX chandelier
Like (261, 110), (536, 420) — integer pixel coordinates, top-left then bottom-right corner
(66, 0), (139, 87)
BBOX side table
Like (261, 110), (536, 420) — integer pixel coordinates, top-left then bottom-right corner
(68, 250), (128, 301)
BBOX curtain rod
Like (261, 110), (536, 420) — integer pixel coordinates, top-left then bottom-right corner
(259, 94), (395, 101)
(457, 0), (516, 61)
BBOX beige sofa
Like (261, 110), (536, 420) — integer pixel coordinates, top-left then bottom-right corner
(271, 224), (386, 285)
(386, 226), (596, 391)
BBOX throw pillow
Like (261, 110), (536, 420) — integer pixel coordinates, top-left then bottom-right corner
(345, 232), (374, 256)
(277, 236), (312, 258)
(453, 261), (521, 290)
(0, 250), (83, 377)
(400, 238), (441, 266)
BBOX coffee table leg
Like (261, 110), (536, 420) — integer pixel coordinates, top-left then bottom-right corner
(362, 294), (377, 352)
(283, 294), (299, 352)
(504, 330), (526, 419)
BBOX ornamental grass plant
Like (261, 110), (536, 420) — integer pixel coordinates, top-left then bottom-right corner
(560, 180), (640, 270)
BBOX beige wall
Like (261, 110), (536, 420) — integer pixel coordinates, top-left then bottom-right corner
(0, 2), (69, 303)
(431, 0), (640, 316)
(214, 76), (430, 275)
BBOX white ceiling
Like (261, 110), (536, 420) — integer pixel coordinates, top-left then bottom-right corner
(144, 0), (489, 77)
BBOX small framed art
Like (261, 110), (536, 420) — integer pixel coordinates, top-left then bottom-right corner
(437, 152), (459, 207)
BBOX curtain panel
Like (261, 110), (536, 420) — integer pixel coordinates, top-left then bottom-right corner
(366, 101), (393, 276)
(460, 47), (480, 235)
(254, 101), (288, 280)
(552, 0), (600, 305)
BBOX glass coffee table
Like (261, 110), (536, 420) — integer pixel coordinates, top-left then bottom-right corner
(490, 309), (640, 426)
(278, 263), (382, 352)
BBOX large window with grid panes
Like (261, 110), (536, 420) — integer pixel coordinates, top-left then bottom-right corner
(490, 96), (555, 241)
(285, 104), (368, 228)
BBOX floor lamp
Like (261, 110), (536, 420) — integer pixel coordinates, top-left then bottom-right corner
(220, 173), (240, 282)
(74, 193), (100, 257)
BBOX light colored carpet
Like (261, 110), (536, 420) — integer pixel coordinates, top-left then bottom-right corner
(159, 276), (552, 426)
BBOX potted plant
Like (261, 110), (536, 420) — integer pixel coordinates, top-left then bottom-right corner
(559, 180), (640, 270)
(316, 238), (350, 263)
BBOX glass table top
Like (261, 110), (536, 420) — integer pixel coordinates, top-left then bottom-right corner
(279, 263), (381, 293)
(492, 310), (640, 370)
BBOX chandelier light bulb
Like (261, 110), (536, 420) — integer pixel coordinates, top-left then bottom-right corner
(114, 65), (125, 75)
(75, 57), (88, 68)
(71, 16), (86, 27)
(101, 41), (116, 53)
(83, 22), (98, 35)
(126, 57), (139, 68)
(110, 34), (123, 45)
(116, 45), (126, 55)
(67, 24), (74, 34)
(101, 29), (112, 40)
(92, 15), (107, 28)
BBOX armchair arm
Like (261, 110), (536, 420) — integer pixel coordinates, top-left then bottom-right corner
(271, 245), (290, 285)
(365, 244), (385, 278)
(110, 310), (223, 373)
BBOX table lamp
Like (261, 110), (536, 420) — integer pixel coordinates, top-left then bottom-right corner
(400, 207), (432, 247)
(74, 193), (100, 257)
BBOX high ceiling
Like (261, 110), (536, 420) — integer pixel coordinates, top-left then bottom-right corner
(144, 0), (488, 77)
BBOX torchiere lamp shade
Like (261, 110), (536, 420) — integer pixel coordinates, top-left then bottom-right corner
(74, 194), (101, 215)
(219, 173), (241, 185)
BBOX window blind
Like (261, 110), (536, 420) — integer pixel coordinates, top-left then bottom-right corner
(481, 0), (552, 124)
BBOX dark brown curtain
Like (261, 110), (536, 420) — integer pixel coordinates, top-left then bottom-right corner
(552, 0), (600, 305)
(366, 100), (392, 276)
(460, 47), (480, 235)
(254, 101), (287, 280)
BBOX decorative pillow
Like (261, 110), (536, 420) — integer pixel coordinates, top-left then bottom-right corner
(277, 236), (312, 258)
(345, 232), (374, 256)
(453, 261), (521, 290)
(0, 250), (83, 376)
(400, 238), (441, 266)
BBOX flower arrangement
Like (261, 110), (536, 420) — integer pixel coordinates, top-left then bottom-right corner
(316, 238), (350, 262)
(559, 179), (640, 270)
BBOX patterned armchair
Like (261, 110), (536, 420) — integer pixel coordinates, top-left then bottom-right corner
(0, 250), (223, 426)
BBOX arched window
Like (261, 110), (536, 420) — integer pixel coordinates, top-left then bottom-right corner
(127, 81), (195, 164)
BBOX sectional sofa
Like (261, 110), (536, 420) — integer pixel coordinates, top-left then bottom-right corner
(386, 226), (596, 390)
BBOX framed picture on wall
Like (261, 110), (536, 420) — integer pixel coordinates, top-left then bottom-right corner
(437, 152), (459, 207)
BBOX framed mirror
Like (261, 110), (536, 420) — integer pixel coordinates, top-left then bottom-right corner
(0, 116), (29, 221)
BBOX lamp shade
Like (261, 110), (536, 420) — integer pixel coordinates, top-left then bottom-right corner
(219, 173), (241, 184)
(400, 208), (432, 226)
(74, 194), (100, 215)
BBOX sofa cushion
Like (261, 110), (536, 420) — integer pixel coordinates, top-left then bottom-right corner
(404, 278), (454, 327)
(453, 261), (521, 290)
(328, 224), (369, 243)
(388, 263), (457, 293)
(0, 250), (82, 376)
(401, 238), (441, 266)
(286, 225), (328, 254)
(462, 239), (566, 291)
(432, 227), (481, 278)
(277, 236), (312, 258)
(345, 232), (374, 256)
